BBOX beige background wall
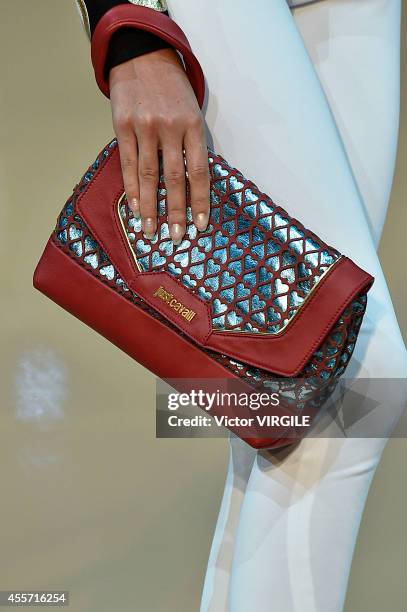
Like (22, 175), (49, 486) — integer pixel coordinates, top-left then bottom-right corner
(0, 2), (405, 611)
(379, 0), (407, 341)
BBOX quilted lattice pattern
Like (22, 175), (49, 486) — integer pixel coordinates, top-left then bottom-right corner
(54, 194), (366, 389)
(51, 138), (368, 418)
(119, 151), (341, 335)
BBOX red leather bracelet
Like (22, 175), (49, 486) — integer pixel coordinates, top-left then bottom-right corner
(91, 4), (205, 108)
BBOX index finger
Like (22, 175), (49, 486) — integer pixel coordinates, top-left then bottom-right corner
(117, 130), (140, 218)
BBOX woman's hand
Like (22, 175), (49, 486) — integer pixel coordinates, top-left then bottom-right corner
(109, 48), (209, 244)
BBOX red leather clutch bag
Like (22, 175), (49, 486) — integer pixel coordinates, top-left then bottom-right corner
(33, 6), (374, 449)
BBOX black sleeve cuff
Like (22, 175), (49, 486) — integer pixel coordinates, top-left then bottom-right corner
(83, 1), (172, 76)
(105, 23), (171, 77)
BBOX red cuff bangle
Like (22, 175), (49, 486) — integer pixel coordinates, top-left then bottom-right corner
(91, 4), (205, 107)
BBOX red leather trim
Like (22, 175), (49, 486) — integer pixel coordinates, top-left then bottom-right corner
(91, 5), (205, 107)
(76, 144), (374, 377)
(76, 147), (213, 348)
(77, 147), (135, 281)
(33, 239), (214, 379)
(33, 238), (289, 450)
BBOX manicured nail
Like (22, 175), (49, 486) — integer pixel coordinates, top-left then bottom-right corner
(143, 217), (155, 240)
(171, 223), (184, 245)
(131, 198), (140, 219)
(195, 212), (209, 232)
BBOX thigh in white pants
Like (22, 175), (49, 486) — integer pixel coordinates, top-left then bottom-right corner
(167, 1), (407, 610)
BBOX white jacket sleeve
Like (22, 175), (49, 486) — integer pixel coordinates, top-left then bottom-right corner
(75, 0), (91, 39)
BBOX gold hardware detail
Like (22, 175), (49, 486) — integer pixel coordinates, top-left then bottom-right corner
(128, 0), (168, 11)
(154, 286), (196, 322)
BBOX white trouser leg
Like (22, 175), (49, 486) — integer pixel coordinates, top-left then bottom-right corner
(293, 0), (401, 247)
(167, 0), (406, 610)
(199, 435), (256, 611)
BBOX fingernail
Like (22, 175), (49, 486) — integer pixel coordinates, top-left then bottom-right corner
(195, 212), (209, 232)
(131, 198), (140, 219)
(143, 217), (155, 239)
(171, 223), (184, 245)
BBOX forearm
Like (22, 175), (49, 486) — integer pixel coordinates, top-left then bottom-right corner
(74, 0), (209, 244)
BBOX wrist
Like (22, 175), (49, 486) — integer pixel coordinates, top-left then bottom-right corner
(91, 4), (205, 106)
(109, 48), (185, 91)
(105, 26), (171, 78)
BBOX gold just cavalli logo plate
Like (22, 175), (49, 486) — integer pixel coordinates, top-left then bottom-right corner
(154, 286), (196, 322)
